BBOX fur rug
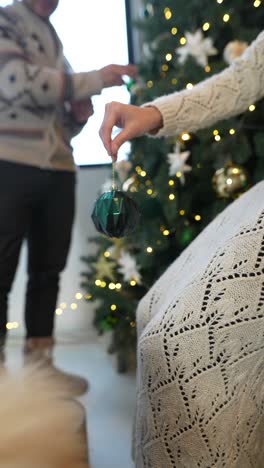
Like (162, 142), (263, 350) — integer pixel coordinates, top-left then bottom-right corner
(0, 365), (90, 468)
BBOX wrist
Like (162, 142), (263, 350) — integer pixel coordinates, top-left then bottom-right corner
(143, 106), (163, 134)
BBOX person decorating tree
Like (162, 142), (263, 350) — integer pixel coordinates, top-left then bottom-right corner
(99, 31), (264, 467)
(0, 0), (137, 396)
(100, 31), (263, 159)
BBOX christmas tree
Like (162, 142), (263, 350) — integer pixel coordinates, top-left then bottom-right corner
(81, 0), (264, 372)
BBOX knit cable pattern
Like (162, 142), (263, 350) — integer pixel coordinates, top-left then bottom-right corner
(148, 31), (264, 137)
(135, 181), (264, 467)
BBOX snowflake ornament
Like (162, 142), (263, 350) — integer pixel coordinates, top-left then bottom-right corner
(176, 29), (217, 67)
(101, 178), (112, 194)
(117, 250), (142, 284)
(167, 142), (192, 185)
(115, 160), (132, 182)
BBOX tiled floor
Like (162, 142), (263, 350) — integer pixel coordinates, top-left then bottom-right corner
(6, 335), (136, 468)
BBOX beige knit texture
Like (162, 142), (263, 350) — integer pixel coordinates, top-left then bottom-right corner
(135, 182), (264, 467)
(149, 31), (264, 137)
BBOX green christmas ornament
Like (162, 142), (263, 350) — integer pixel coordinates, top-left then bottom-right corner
(125, 78), (136, 92)
(92, 162), (140, 237)
(92, 189), (140, 238)
(92, 189), (140, 237)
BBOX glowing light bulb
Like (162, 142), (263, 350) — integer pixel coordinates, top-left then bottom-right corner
(181, 133), (191, 141)
(202, 22), (210, 31)
(164, 7), (172, 19)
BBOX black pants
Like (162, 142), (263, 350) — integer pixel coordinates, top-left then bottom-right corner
(0, 160), (75, 339)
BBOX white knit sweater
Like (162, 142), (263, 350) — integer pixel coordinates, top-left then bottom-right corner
(135, 30), (264, 468)
(135, 182), (264, 467)
(148, 30), (264, 137)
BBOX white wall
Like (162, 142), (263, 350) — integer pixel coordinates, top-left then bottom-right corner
(8, 166), (111, 340)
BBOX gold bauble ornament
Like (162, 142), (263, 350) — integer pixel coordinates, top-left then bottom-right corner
(223, 40), (248, 65)
(122, 175), (139, 193)
(212, 164), (250, 199)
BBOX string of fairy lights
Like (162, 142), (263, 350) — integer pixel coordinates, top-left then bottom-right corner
(7, 0), (262, 331)
(143, 0), (261, 225)
(6, 291), (86, 331)
(89, 0), (262, 317)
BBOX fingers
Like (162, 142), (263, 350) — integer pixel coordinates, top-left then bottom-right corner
(100, 63), (138, 89)
(111, 128), (132, 158)
(99, 102), (118, 157)
(99, 101), (132, 160)
(121, 63), (138, 79)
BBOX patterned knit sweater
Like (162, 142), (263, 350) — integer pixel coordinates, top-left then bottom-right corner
(135, 182), (264, 468)
(0, 1), (104, 171)
(148, 30), (264, 138)
(135, 30), (264, 467)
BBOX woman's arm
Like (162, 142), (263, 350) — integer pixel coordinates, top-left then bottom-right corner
(100, 31), (264, 159)
(144, 30), (264, 137)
